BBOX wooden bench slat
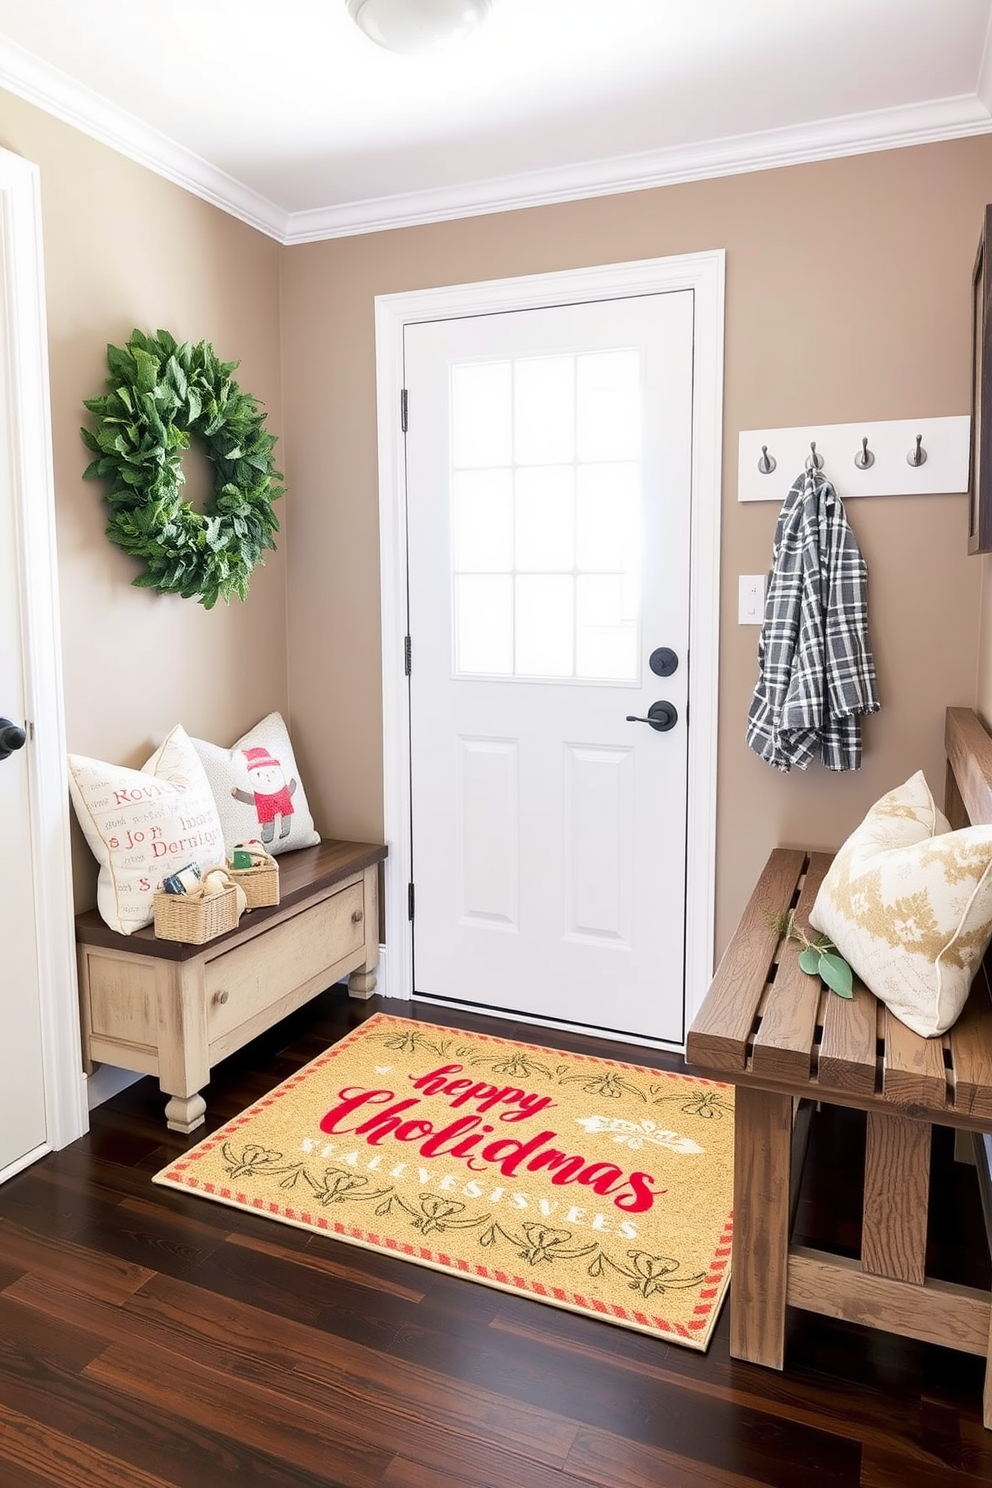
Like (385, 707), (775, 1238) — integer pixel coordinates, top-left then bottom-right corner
(817, 980), (878, 1097)
(880, 1008), (949, 1111)
(751, 854), (831, 1082)
(685, 847), (806, 1073)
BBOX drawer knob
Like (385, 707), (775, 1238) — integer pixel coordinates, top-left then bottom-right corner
(214, 989), (230, 1006)
(351, 909), (364, 923)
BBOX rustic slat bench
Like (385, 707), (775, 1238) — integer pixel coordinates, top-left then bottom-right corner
(686, 707), (992, 1429)
(76, 838), (387, 1134)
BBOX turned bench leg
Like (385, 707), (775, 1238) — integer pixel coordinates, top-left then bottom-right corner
(730, 1084), (793, 1368)
(348, 967), (377, 999)
(164, 1092), (207, 1133)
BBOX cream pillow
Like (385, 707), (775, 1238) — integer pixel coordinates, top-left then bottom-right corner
(190, 711), (320, 856)
(68, 724), (226, 935)
(809, 771), (992, 1037)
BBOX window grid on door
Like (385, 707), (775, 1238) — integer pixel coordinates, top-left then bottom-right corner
(450, 348), (643, 683)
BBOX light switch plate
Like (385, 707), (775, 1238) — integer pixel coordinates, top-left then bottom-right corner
(738, 574), (766, 625)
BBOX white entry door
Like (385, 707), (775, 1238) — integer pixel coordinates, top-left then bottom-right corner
(405, 291), (694, 1044)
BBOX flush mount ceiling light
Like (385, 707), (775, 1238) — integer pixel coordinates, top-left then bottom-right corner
(346, 0), (493, 54)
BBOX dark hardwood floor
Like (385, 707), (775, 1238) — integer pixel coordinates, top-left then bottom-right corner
(1, 987), (990, 1488)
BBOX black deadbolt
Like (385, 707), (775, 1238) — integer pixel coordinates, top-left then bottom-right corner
(0, 718), (27, 761)
(649, 647), (679, 678)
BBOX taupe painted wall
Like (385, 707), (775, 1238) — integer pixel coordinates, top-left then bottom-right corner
(281, 136), (992, 956)
(0, 93), (286, 907)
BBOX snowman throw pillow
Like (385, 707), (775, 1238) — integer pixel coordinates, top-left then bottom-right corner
(190, 712), (321, 856)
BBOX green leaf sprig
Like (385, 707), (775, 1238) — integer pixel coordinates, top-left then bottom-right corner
(768, 911), (854, 999)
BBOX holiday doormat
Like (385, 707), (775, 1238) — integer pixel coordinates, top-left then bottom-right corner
(153, 1014), (735, 1350)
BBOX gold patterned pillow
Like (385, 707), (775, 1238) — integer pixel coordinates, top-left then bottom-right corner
(809, 771), (992, 1037)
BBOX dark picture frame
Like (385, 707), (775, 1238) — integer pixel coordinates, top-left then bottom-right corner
(969, 205), (992, 553)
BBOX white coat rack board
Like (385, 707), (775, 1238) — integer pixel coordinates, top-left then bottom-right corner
(737, 416), (970, 503)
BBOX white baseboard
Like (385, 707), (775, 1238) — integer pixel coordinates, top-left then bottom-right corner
(371, 943), (387, 999)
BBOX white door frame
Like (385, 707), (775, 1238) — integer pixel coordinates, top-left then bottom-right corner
(374, 251), (725, 1043)
(1, 145), (88, 1168)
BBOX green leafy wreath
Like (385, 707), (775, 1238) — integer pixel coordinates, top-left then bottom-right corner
(81, 328), (284, 609)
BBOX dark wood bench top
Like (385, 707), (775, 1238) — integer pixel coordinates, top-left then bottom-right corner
(75, 838), (387, 963)
(686, 707), (992, 1132)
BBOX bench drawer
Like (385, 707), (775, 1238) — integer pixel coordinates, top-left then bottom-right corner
(205, 881), (366, 1040)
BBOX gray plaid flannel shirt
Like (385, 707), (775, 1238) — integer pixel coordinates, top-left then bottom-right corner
(746, 468), (879, 771)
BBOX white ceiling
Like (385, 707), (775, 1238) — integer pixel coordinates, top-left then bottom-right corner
(1, 0), (990, 244)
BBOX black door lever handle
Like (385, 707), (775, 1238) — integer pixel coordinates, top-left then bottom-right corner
(625, 702), (678, 733)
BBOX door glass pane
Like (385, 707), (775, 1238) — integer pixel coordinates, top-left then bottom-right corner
(576, 575), (638, 680)
(576, 349), (641, 462)
(452, 361), (511, 467)
(515, 466), (574, 572)
(516, 575), (574, 676)
(455, 575), (513, 674)
(514, 356), (574, 465)
(453, 470), (513, 572)
(450, 346), (642, 682)
(576, 464), (640, 573)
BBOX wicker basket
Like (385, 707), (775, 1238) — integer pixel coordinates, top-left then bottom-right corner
(153, 885), (240, 944)
(227, 856), (280, 909)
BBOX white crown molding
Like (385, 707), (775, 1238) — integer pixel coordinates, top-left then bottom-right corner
(0, 37), (290, 241)
(978, 5), (992, 116)
(284, 93), (992, 243)
(1, 31), (990, 246)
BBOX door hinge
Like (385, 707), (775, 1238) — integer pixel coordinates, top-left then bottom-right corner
(400, 388), (408, 432)
(404, 634), (412, 676)
(408, 882), (415, 921)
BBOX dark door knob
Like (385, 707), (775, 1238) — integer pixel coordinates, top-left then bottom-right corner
(0, 718), (27, 761)
(626, 701), (678, 733)
(649, 647), (679, 678)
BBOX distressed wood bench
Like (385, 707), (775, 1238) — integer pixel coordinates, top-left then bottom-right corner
(686, 706), (992, 1429)
(76, 838), (387, 1133)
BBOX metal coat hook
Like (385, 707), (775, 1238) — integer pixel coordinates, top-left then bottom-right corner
(907, 433), (928, 467)
(805, 441), (824, 471)
(854, 435), (874, 470)
(757, 444), (776, 474)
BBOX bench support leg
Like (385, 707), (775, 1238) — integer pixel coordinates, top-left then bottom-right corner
(730, 1084), (793, 1369)
(348, 968), (377, 1000)
(348, 864), (380, 1001)
(157, 961), (209, 1134)
(862, 1112), (930, 1283)
(164, 1092), (207, 1133)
